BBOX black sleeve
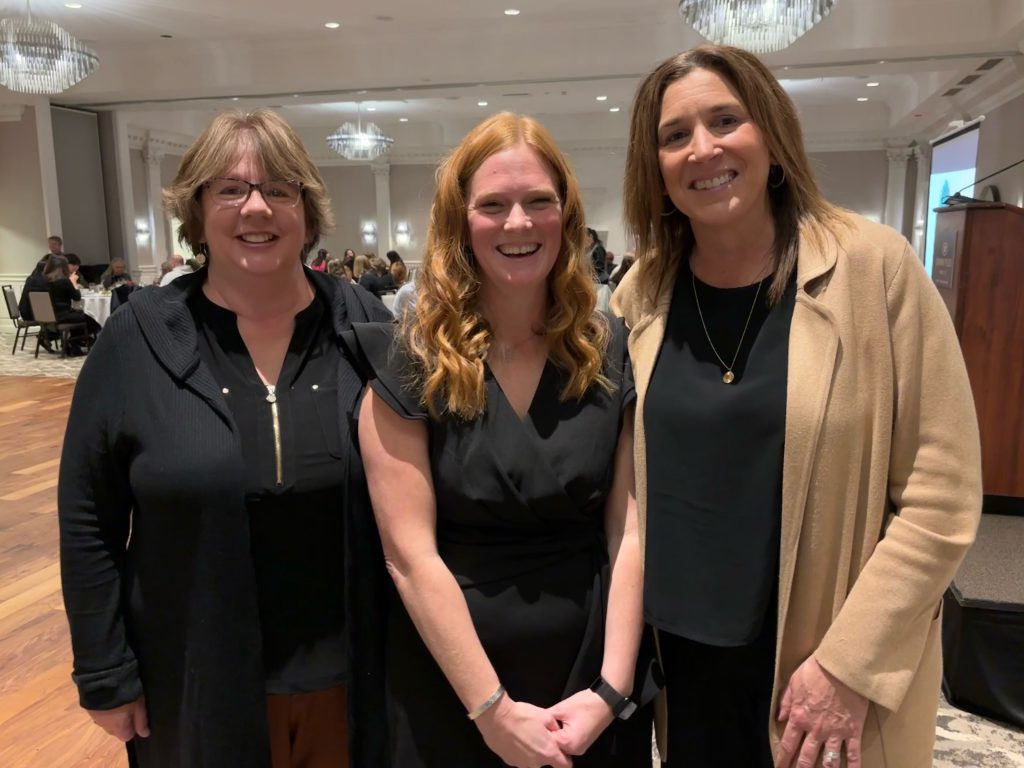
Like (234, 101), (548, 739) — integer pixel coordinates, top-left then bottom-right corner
(58, 313), (144, 710)
(603, 315), (636, 411)
(343, 280), (396, 324)
(341, 322), (427, 420)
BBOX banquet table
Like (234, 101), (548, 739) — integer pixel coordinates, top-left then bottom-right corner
(80, 292), (113, 327)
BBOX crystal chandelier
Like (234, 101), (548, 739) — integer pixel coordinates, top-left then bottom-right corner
(326, 105), (394, 161)
(678, 0), (838, 54)
(0, 1), (99, 95)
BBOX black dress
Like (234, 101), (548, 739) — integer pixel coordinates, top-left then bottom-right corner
(345, 318), (654, 768)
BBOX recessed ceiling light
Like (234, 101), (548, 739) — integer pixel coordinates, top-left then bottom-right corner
(324, 22), (340, 29)
(232, 97), (239, 101)
(399, 118), (409, 122)
(866, 82), (880, 87)
(609, 107), (621, 113)
(504, 9), (521, 16)
(878, 60), (886, 64)
(65, 3), (83, 8)
(596, 95), (608, 101)
(478, 101), (489, 107)
(366, 106), (376, 111)
(857, 97), (869, 102)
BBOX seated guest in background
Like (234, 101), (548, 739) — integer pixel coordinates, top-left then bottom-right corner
(325, 257), (348, 281)
(343, 248), (356, 261)
(58, 107), (392, 768)
(159, 254), (194, 286)
(358, 254), (395, 298)
(353, 253), (371, 281)
(385, 249), (403, 266)
(101, 257), (135, 289)
(18, 255), (52, 320)
(391, 272), (416, 320)
(44, 255), (99, 353)
(608, 253), (635, 291)
(389, 259), (408, 290)
(155, 260), (173, 285)
(605, 250), (616, 276)
(352, 111), (655, 768)
(309, 248), (330, 272)
(585, 227), (608, 283)
(65, 254), (92, 289)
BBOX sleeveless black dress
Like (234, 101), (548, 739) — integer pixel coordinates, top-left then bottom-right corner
(344, 318), (654, 767)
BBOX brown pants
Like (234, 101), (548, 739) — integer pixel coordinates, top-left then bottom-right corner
(266, 686), (349, 768)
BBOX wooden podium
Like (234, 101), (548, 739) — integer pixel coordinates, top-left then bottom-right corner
(932, 202), (1024, 500)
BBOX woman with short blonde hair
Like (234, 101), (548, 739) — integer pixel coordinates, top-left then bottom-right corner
(60, 108), (392, 768)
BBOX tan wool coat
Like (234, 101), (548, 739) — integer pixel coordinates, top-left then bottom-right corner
(612, 214), (982, 767)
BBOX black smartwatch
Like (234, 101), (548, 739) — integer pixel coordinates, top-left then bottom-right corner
(589, 676), (637, 720)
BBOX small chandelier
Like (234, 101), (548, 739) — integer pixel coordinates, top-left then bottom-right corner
(326, 104), (394, 161)
(0, 1), (99, 95)
(679, 0), (838, 54)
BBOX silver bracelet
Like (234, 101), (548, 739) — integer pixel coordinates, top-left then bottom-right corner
(467, 684), (506, 721)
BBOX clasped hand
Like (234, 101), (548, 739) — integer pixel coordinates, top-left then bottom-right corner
(775, 656), (868, 768)
(475, 689), (614, 767)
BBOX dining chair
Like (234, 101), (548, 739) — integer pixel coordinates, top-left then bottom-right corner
(28, 291), (88, 359)
(3, 284), (41, 354)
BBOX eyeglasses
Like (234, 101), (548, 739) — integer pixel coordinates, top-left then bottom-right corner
(204, 178), (304, 208)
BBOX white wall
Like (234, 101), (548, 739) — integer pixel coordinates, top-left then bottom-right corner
(51, 108), (110, 265)
(810, 150), (889, 222)
(0, 108), (48, 280)
(389, 164), (435, 262)
(569, 150), (629, 257)
(977, 91), (1024, 208)
(318, 165), (376, 257)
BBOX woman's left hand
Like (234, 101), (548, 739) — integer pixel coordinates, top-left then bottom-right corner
(548, 689), (614, 757)
(775, 656), (868, 768)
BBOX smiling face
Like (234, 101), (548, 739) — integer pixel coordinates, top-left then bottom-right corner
(657, 68), (773, 236)
(199, 144), (309, 279)
(465, 142), (563, 299)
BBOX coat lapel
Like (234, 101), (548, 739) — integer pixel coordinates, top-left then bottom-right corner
(129, 270), (235, 427)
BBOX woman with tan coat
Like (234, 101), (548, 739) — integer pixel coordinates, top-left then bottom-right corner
(612, 44), (982, 768)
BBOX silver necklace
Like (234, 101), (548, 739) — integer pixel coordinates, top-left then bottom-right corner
(691, 271), (764, 384)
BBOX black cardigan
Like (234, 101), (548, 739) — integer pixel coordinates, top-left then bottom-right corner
(58, 268), (394, 768)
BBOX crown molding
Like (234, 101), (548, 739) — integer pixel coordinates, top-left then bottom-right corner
(127, 127), (192, 155)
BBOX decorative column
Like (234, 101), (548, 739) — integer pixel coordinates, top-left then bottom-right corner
(142, 140), (168, 284)
(372, 158), (393, 253)
(910, 144), (931, 259)
(30, 97), (62, 239)
(884, 146), (914, 235)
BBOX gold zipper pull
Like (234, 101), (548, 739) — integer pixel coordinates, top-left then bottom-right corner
(266, 384), (283, 486)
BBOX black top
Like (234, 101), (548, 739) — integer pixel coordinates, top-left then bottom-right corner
(344, 319), (655, 767)
(358, 271), (395, 298)
(190, 289), (349, 694)
(643, 263), (794, 646)
(58, 269), (394, 768)
(49, 277), (81, 318)
(18, 272), (49, 319)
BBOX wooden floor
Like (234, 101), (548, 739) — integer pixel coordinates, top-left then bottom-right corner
(0, 376), (127, 768)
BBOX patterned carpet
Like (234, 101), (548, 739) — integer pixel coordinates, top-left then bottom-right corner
(2, 326), (1021, 765)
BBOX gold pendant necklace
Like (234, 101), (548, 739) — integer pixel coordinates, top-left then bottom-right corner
(691, 271), (764, 384)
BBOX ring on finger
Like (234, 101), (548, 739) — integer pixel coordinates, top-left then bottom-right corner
(822, 749), (842, 767)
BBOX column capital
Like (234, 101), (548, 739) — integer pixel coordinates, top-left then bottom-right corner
(371, 158), (391, 178)
(142, 143), (164, 167)
(885, 146), (915, 163)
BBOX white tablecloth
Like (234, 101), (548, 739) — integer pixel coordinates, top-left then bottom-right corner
(81, 293), (112, 327)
